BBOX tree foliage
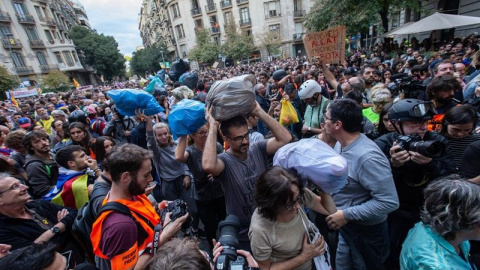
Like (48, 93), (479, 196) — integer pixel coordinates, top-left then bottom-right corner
(222, 22), (255, 61)
(0, 65), (19, 93)
(189, 29), (219, 64)
(41, 70), (70, 91)
(130, 44), (168, 77)
(304, 0), (422, 35)
(69, 26), (126, 80)
(256, 30), (282, 56)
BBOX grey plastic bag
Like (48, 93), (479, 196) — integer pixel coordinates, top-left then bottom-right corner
(205, 74), (256, 121)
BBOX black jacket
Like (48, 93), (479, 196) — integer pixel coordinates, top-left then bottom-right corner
(375, 132), (455, 214)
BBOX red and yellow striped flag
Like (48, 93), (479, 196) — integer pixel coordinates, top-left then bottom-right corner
(73, 78), (81, 89)
(9, 91), (19, 108)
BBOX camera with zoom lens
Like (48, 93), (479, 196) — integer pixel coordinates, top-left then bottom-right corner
(215, 215), (248, 270)
(396, 134), (445, 158)
(160, 199), (192, 231)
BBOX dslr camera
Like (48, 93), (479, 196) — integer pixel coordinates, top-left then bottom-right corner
(160, 199), (192, 231)
(396, 134), (445, 158)
(215, 215), (248, 270)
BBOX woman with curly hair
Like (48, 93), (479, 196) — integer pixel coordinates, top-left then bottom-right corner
(400, 175), (480, 269)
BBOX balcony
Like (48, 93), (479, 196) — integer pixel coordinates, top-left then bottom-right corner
(40, 64), (59, 73)
(294, 10), (306, 20)
(205, 3), (216, 13)
(15, 66), (34, 75)
(34, 0), (49, 4)
(191, 7), (201, 17)
(0, 12), (11, 22)
(236, 0), (248, 5)
(29, 39), (46, 49)
(265, 11), (281, 19)
(1, 38), (22, 49)
(293, 33), (304, 41)
(209, 27), (220, 35)
(45, 17), (56, 26)
(16, 14), (36, 24)
(57, 24), (65, 31)
(220, 0), (232, 9)
(239, 18), (251, 27)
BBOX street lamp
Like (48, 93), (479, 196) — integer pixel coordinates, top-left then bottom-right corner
(5, 33), (20, 82)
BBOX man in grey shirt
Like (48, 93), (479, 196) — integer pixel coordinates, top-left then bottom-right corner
(202, 102), (291, 251)
(323, 99), (399, 270)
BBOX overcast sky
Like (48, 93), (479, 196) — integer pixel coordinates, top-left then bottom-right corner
(80, 0), (143, 56)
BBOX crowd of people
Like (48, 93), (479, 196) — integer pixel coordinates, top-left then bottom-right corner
(0, 33), (479, 270)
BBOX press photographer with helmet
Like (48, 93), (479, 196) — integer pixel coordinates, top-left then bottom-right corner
(374, 99), (455, 268)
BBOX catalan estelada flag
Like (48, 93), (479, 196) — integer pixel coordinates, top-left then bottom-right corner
(34, 82), (42, 95)
(73, 78), (80, 88)
(9, 91), (19, 108)
(42, 168), (89, 209)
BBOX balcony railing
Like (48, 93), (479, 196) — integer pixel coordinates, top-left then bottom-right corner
(191, 7), (201, 17)
(293, 10), (306, 18)
(205, 3), (216, 13)
(45, 17), (56, 26)
(239, 18), (251, 27)
(236, 0), (248, 5)
(15, 66), (34, 75)
(0, 12), (11, 22)
(1, 38), (22, 49)
(265, 11), (281, 19)
(40, 64), (59, 73)
(29, 39), (46, 48)
(293, 33), (304, 41)
(16, 14), (36, 24)
(209, 27), (220, 35)
(57, 24), (65, 31)
(220, 0), (232, 9)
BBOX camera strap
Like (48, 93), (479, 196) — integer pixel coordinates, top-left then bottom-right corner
(152, 224), (163, 255)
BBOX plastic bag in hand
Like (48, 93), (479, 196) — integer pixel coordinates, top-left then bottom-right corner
(205, 74), (256, 121)
(145, 76), (164, 93)
(168, 99), (206, 140)
(279, 99), (300, 126)
(172, 86), (194, 101)
(107, 89), (164, 117)
(273, 139), (348, 193)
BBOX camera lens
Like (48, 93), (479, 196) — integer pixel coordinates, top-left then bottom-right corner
(410, 140), (445, 158)
(218, 215), (241, 261)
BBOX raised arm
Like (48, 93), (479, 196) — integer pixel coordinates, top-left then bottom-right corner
(252, 101), (291, 155)
(202, 107), (225, 177)
(175, 135), (190, 163)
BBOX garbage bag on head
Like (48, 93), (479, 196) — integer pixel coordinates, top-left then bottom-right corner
(205, 74), (256, 121)
(107, 89), (164, 117)
(168, 99), (206, 140)
(156, 69), (166, 83)
(273, 139), (348, 193)
(145, 76), (164, 94)
(169, 59), (190, 82)
(179, 72), (199, 90)
(172, 86), (194, 101)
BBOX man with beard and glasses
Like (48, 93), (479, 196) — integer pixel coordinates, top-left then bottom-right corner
(426, 75), (461, 131)
(90, 144), (188, 270)
(202, 102), (292, 251)
(298, 80), (331, 138)
(22, 131), (59, 199)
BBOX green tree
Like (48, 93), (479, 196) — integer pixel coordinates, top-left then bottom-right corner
(130, 44), (168, 77)
(0, 66), (19, 93)
(304, 0), (422, 35)
(41, 70), (70, 92)
(256, 30), (282, 57)
(222, 22), (255, 61)
(69, 26), (126, 80)
(189, 29), (219, 64)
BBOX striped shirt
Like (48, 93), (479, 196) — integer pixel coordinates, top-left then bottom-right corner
(446, 134), (480, 171)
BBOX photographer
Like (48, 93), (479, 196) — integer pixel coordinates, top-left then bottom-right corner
(374, 99), (455, 268)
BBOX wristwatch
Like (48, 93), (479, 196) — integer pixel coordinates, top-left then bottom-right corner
(50, 227), (61, 235)
(308, 126), (311, 132)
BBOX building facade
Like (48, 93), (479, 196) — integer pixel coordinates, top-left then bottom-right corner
(139, 0), (313, 62)
(0, 0), (96, 87)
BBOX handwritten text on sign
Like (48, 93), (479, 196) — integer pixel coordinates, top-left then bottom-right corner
(303, 26), (346, 64)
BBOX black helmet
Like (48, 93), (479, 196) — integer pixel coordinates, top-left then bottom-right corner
(272, 69), (287, 81)
(68, 109), (87, 124)
(388, 99), (436, 123)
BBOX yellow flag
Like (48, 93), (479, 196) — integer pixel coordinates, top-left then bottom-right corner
(73, 78), (80, 88)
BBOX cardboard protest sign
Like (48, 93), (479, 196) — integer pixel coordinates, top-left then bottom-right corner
(303, 26), (346, 64)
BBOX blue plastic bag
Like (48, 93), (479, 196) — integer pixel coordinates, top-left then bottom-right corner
(107, 89), (164, 117)
(168, 99), (206, 140)
(145, 76), (164, 93)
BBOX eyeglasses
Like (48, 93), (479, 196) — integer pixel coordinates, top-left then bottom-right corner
(0, 182), (22, 196)
(226, 132), (249, 143)
(323, 115), (336, 122)
(284, 194), (303, 211)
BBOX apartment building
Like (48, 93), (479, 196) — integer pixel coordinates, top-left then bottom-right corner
(139, 0), (313, 61)
(0, 0), (96, 87)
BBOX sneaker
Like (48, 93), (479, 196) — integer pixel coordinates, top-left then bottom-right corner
(190, 228), (206, 239)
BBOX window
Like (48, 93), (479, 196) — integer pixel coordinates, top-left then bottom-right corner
(44, 30), (53, 41)
(264, 1), (280, 18)
(180, 44), (187, 57)
(36, 51), (48, 66)
(24, 27), (40, 40)
(13, 2), (29, 16)
(72, 51), (79, 62)
(171, 3), (180, 19)
(240, 7), (249, 22)
(54, 52), (63, 64)
(224, 11), (232, 24)
(175, 24), (185, 39)
(191, 0), (200, 9)
(294, 0), (302, 11)
(269, 24), (280, 37)
(34, 6), (43, 19)
(10, 52), (26, 67)
(194, 19), (203, 29)
(62, 51), (74, 66)
(0, 25), (12, 39)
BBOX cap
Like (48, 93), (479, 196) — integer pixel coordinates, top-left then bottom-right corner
(272, 69), (287, 81)
(344, 67), (357, 76)
(388, 99), (436, 122)
(18, 117), (31, 129)
(298, 80), (322, 99)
